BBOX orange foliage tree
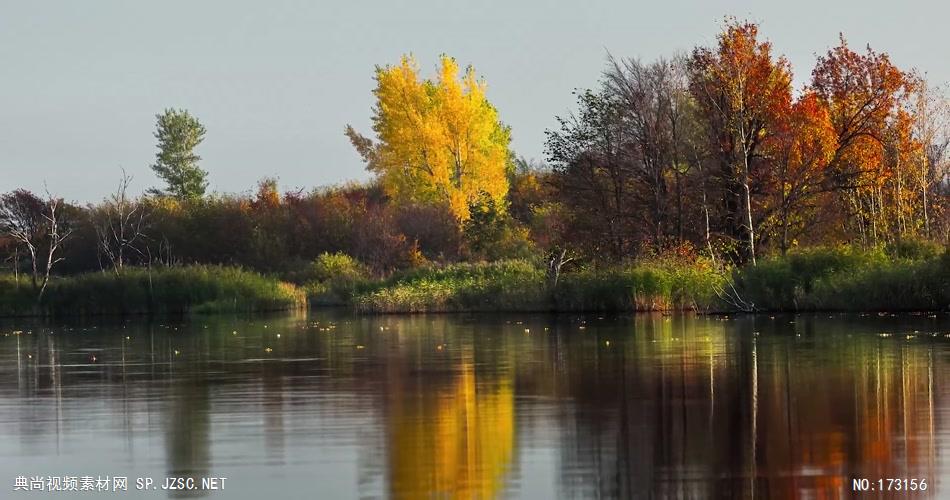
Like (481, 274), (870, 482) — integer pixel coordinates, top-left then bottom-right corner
(688, 19), (793, 264)
(810, 37), (920, 244)
(763, 93), (838, 253)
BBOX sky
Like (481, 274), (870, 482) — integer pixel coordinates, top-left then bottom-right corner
(2, 0), (948, 203)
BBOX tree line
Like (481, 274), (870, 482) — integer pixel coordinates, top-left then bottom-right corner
(546, 21), (947, 264)
(1, 19), (947, 303)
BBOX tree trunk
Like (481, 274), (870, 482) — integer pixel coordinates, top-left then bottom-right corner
(13, 247), (19, 289)
(871, 191), (878, 244)
(922, 181), (930, 239)
(738, 113), (756, 265)
(705, 205), (715, 266)
(895, 158), (905, 236)
(675, 170), (683, 243)
(28, 245), (38, 290)
(696, 159), (717, 267)
(37, 246), (55, 304)
(742, 173), (756, 266)
(781, 213), (789, 256)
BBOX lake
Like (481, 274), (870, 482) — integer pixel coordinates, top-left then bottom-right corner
(1, 311), (948, 499)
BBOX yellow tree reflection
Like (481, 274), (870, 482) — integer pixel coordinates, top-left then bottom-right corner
(387, 352), (515, 499)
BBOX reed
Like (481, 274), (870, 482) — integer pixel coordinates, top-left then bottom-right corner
(0, 265), (305, 317)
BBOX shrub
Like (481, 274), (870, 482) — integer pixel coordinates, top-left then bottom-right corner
(462, 194), (536, 261)
(304, 252), (370, 305)
(394, 203), (461, 262)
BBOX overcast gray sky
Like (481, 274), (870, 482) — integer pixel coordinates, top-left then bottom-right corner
(2, 0), (947, 202)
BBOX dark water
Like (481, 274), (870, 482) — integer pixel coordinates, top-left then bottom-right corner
(0, 312), (948, 499)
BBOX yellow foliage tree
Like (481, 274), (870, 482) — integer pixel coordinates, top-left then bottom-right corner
(346, 55), (512, 220)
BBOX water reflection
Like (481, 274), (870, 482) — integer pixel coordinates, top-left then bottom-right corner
(387, 351), (515, 499)
(0, 312), (946, 499)
(165, 362), (211, 498)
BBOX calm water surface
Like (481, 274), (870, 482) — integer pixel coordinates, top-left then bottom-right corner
(1, 312), (948, 499)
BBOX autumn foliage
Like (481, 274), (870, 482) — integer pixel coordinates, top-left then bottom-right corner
(346, 55), (512, 221)
(1, 20), (947, 291)
(547, 19), (946, 263)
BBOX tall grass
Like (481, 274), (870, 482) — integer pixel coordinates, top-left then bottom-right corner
(353, 247), (948, 314)
(354, 260), (547, 313)
(737, 245), (949, 311)
(0, 265), (305, 317)
(353, 259), (726, 313)
(553, 261), (727, 312)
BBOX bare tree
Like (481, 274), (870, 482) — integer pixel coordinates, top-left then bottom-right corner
(547, 247), (577, 287)
(1, 189), (74, 302)
(546, 87), (638, 258)
(604, 54), (693, 248)
(36, 190), (73, 303)
(0, 190), (45, 290)
(913, 83), (950, 240)
(91, 170), (150, 274)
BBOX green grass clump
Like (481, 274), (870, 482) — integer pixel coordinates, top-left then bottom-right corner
(553, 259), (726, 312)
(737, 246), (949, 311)
(0, 265), (305, 317)
(801, 253), (949, 310)
(0, 275), (36, 317)
(353, 259), (547, 313)
(736, 246), (883, 310)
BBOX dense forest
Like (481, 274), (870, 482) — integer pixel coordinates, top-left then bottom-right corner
(1, 20), (948, 314)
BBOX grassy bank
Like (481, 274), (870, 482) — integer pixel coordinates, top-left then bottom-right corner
(351, 245), (948, 314)
(0, 265), (306, 317)
(2, 246), (945, 317)
(736, 244), (949, 311)
(352, 259), (726, 313)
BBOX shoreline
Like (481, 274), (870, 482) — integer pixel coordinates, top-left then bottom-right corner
(1, 247), (947, 318)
